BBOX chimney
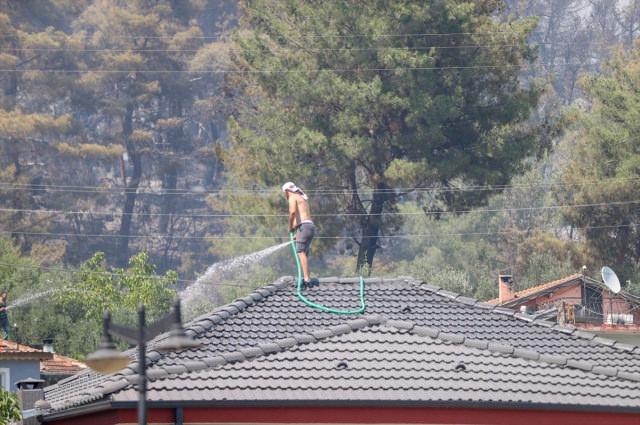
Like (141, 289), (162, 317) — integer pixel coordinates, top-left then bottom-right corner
(16, 377), (45, 425)
(498, 274), (514, 303)
(42, 339), (54, 354)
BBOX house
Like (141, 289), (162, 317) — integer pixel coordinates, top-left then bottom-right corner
(0, 340), (51, 393)
(39, 276), (640, 425)
(0, 340), (86, 391)
(488, 273), (640, 334)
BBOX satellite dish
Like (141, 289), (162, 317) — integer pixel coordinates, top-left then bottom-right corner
(601, 266), (621, 294)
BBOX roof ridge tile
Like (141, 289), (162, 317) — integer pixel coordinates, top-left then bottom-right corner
(292, 333), (316, 345)
(566, 359), (595, 372)
(385, 319), (415, 330)
(487, 342), (514, 355)
(435, 289), (460, 300)
(411, 325), (440, 339)
(239, 347), (264, 359)
(381, 321), (640, 384)
(538, 353), (568, 366)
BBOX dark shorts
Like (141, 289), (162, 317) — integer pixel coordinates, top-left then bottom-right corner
(295, 222), (315, 255)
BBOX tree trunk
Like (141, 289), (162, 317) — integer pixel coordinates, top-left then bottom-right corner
(158, 165), (177, 233)
(117, 103), (140, 267)
(159, 101), (182, 234)
(355, 185), (386, 275)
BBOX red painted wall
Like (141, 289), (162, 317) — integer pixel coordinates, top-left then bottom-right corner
(46, 406), (640, 425)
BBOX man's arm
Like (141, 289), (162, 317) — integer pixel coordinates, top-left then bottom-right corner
(288, 196), (297, 232)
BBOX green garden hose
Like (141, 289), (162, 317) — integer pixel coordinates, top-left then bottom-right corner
(289, 231), (365, 315)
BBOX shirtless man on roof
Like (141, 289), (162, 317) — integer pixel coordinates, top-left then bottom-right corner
(282, 182), (318, 287)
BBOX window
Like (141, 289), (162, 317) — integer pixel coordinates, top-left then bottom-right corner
(0, 368), (10, 391)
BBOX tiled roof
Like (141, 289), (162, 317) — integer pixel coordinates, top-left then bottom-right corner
(486, 273), (583, 305)
(0, 340), (85, 373)
(41, 354), (86, 376)
(43, 276), (640, 415)
(110, 319), (640, 409)
(0, 340), (52, 361)
(0, 339), (41, 353)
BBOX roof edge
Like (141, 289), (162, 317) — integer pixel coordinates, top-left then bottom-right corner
(405, 278), (640, 354)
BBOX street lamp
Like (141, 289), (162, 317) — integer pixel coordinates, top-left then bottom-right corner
(86, 299), (200, 425)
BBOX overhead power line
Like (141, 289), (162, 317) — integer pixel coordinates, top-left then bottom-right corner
(0, 63), (569, 74)
(0, 199), (638, 219)
(0, 260), (261, 290)
(0, 29), (567, 41)
(1, 176), (639, 196)
(2, 222), (638, 241)
(0, 43), (539, 54)
(0, 40), (619, 54)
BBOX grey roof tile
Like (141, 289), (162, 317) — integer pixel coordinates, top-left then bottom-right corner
(566, 359), (594, 372)
(239, 347), (264, 359)
(513, 347), (540, 361)
(592, 365), (618, 377)
(202, 356), (225, 368)
(311, 329), (333, 340)
(107, 327), (640, 410)
(613, 342), (637, 352)
(220, 352), (245, 363)
(456, 296), (478, 306)
(292, 333), (315, 344)
(593, 336), (617, 347)
(385, 319), (414, 330)
(573, 330), (596, 340)
(43, 275), (640, 415)
(412, 326), (439, 339)
(488, 342), (514, 355)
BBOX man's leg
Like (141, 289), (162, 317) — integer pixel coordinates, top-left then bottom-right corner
(298, 251), (311, 282)
(1, 320), (8, 340)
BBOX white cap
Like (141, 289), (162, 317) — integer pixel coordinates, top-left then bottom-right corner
(281, 182), (308, 200)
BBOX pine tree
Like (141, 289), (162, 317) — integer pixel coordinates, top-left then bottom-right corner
(223, 0), (541, 273)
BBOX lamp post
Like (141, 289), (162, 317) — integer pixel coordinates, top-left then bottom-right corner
(86, 300), (200, 425)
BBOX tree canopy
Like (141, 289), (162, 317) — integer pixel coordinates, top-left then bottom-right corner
(225, 0), (541, 272)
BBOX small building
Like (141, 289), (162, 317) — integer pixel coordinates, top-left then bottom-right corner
(39, 276), (640, 425)
(488, 273), (640, 340)
(0, 340), (86, 391)
(0, 341), (51, 392)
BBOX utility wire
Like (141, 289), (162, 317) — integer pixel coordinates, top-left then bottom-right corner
(0, 40), (621, 54)
(0, 260), (264, 290)
(0, 199), (638, 219)
(0, 29), (577, 40)
(1, 176), (639, 195)
(0, 43), (552, 54)
(2, 222), (638, 241)
(0, 63), (565, 74)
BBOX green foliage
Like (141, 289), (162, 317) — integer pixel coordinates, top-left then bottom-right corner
(0, 237), (178, 359)
(58, 251), (177, 325)
(0, 389), (21, 424)
(557, 46), (640, 290)
(224, 0), (541, 272)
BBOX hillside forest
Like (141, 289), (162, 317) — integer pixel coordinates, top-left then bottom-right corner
(2, 0), (640, 359)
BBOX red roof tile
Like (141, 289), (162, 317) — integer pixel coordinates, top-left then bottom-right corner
(0, 340), (85, 374)
(487, 273), (583, 305)
(42, 354), (86, 375)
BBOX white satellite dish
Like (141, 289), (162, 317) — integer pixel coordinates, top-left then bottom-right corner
(601, 266), (621, 294)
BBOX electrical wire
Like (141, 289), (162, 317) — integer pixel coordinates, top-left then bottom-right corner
(0, 63), (537, 73)
(0, 39), (622, 54)
(2, 222), (638, 241)
(0, 43), (555, 54)
(2, 176), (639, 196)
(0, 260), (265, 290)
(0, 29), (582, 40)
(0, 199), (639, 219)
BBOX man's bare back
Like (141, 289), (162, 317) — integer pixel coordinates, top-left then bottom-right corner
(288, 192), (312, 230)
